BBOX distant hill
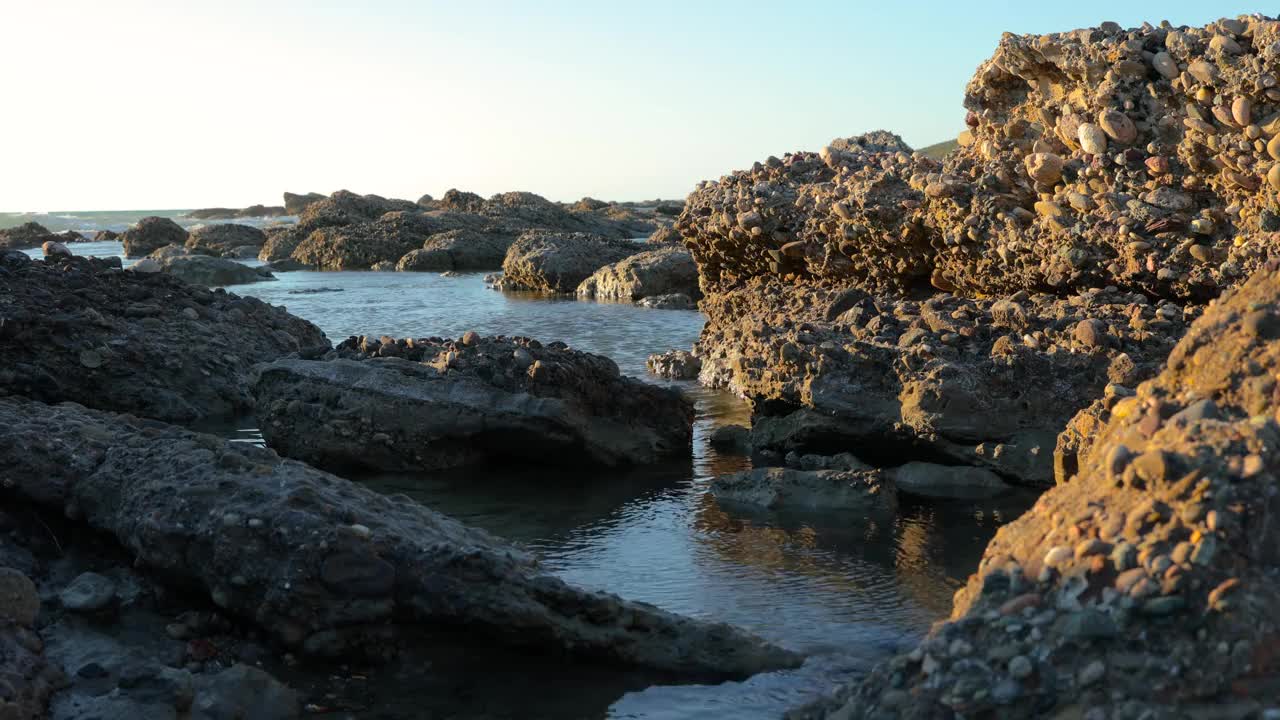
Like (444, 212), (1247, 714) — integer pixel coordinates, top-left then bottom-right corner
(917, 139), (959, 160)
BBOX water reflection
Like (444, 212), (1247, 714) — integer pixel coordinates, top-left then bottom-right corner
(26, 242), (1034, 718)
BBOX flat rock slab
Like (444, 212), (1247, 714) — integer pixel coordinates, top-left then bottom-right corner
(0, 396), (797, 676)
(254, 335), (694, 472)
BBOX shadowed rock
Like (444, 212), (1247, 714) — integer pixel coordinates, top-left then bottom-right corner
(797, 262), (1280, 717)
(121, 217), (189, 258)
(0, 252), (327, 422)
(254, 334), (694, 472)
(501, 231), (645, 293)
(0, 396), (800, 677)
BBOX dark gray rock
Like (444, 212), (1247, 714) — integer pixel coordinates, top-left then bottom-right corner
(121, 217), (189, 258)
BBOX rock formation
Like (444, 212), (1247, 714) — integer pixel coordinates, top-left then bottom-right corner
(0, 395), (798, 677)
(501, 231), (645, 293)
(807, 261), (1280, 718)
(121, 216), (189, 258)
(185, 223), (268, 257)
(185, 206), (286, 220)
(576, 246), (701, 303)
(254, 334), (694, 472)
(283, 191), (327, 216)
(395, 229), (514, 272)
(0, 221), (64, 251)
(146, 246), (276, 286)
(0, 251), (327, 422)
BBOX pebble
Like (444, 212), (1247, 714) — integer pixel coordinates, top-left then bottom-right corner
(1008, 654), (1034, 679)
(59, 572), (117, 612)
(1152, 51), (1177, 79)
(461, 331), (481, 346)
(1078, 123), (1108, 155)
(1078, 659), (1106, 686)
(1044, 546), (1072, 568)
(1098, 110), (1136, 144)
(0, 568), (40, 626)
(1024, 152), (1065, 184)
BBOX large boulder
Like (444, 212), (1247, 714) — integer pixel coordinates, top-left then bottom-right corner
(0, 252), (328, 422)
(576, 246), (700, 302)
(396, 229), (514, 272)
(121, 216), (189, 258)
(257, 226), (308, 262)
(0, 395), (799, 676)
(254, 334), (694, 471)
(811, 263), (1280, 718)
(501, 231), (645, 293)
(295, 191), (417, 234)
(186, 224), (268, 257)
(0, 221), (60, 251)
(150, 249), (274, 287)
(292, 211), (441, 270)
(282, 191), (326, 216)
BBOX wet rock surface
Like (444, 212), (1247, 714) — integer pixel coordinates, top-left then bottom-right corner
(501, 231), (646, 293)
(710, 467), (891, 511)
(0, 252), (328, 422)
(0, 396), (798, 677)
(798, 263), (1280, 718)
(254, 334), (695, 472)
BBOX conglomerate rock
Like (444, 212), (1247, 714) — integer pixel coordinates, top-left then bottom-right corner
(695, 275), (1191, 486)
(185, 223), (268, 257)
(576, 245), (701, 303)
(254, 334), (694, 472)
(121, 216), (189, 258)
(501, 231), (645, 293)
(0, 395), (797, 677)
(0, 252), (328, 422)
(804, 262), (1280, 718)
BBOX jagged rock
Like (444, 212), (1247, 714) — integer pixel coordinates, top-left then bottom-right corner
(42, 241), (72, 259)
(501, 231), (644, 293)
(396, 229), (514, 272)
(710, 467), (891, 510)
(295, 191), (418, 234)
(647, 226), (683, 245)
(282, 192), (326, 216)
(254, 335), (694, 471)
(803, 261), (1280, 717)
(257, 226), (308, 262)
(576, 246), (700, 303)
(646, 349), (701, 380)
(0, 396), (799, 676)
(696, 277), (1189, 486)
(121, 217), (189, 258)
(0, 222), (61, 251)
(0, 568), (59, 720)
(292, 211), (441, 270)
(0, 252), (328, 422)
(185, 224), (268, 257)
(92, 230), (119, 243)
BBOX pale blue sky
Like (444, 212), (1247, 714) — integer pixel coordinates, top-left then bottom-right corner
(1, 1), (1261, 210)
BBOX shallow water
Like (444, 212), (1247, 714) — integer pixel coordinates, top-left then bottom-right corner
(24, 242), (1033, 718)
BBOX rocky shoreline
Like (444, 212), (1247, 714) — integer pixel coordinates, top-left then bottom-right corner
(662, 12), (1280, 718)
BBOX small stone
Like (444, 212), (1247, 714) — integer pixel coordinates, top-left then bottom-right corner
(1078, 660), (1106, 686)
(0, 568), (40, 626)
(1078, 123), (1108, 155)
(1152, 52), (1177, 79)
(1115, 567), (1147, 594)
(992, 677), (1022, 704)
(1233, 97), (1253, 127)
(1025, 152), (1065, 184)
(181, 307), (200, 320)
(59, 572), (117, 612)
(1044, 546), (1072, 568)
(1073, 319), (1106, 348)
(1061, 609), (1118, 640)
(1074, 539), (1111, 560)
(461, 331), (481, 346)
(79, 350), (104, 369)
(1191, 535), (1218, 565)
(1009, 655), (1034, 680)
(1141, 595), (1186, 616)
(1098, 110), (1137, 144)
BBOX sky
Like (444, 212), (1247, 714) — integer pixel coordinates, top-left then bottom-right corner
(0, 1), (1263, 210)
